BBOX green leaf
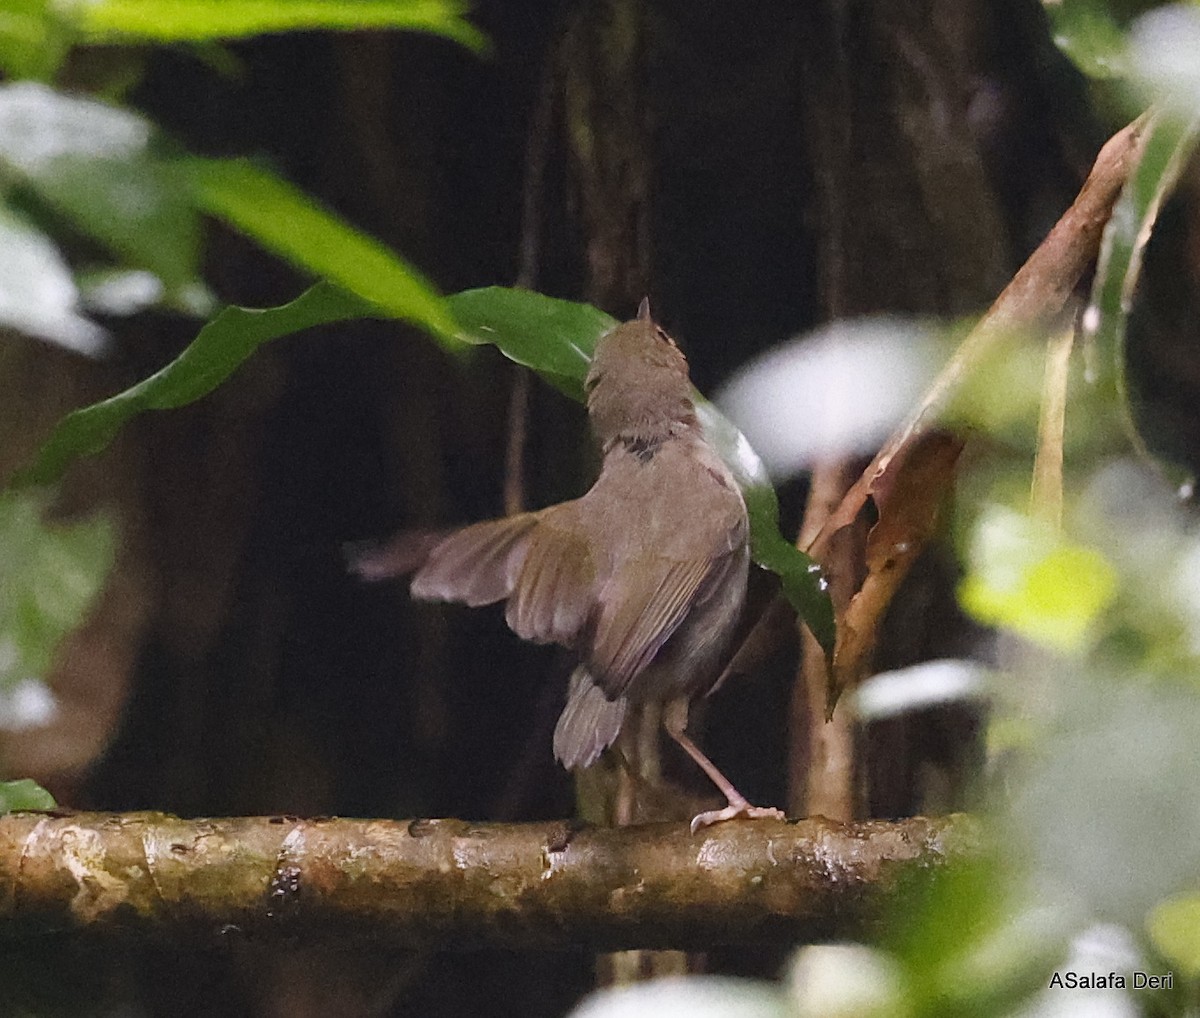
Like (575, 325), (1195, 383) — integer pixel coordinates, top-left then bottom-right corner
(1147, 892), (1200, 979)
(0, 778), (56, 814)
(66, 0), (487, 52)
(446, 286), (611, 399)
(0, 0), (72, 81)
(1083, 112), (1200, 477)
(13, 282), (834, 646)
(0, 492), (113, 689)
(13, 282), (371, 487)
(1042, 0), (1131, 79)
(959, 506), (1117, 652)
(184, 158), (458, 342)
(0, 83), (201, 290)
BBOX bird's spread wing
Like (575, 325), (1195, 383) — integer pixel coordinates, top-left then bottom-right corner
(411, 513), (540, 607)
(505, 510), (596, 647)
(586, 551), (730, 698)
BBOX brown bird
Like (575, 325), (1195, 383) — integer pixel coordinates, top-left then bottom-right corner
(410, 300), (784, 831)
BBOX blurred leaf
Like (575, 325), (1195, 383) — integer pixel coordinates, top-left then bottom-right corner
(1083, 112), (1200, 477)
(1147, 892), (1200, 978)
(0, 492), (113, 688)
(0, 83), (201, 290)
(0, 0), (71, 80)
(1129, 4), (1200, 114)
(0, 778), (56, 814)
(184, 158), (458, 341)
(1043, 0), (1131, 79)
(67, 0), (487, 52)
(13, 282), (370, 486)
(1011, 674), (1200, 925)
(0, 206), (107, 354)
(886, 858), (1057, 1018)
(77, 267), (217, 318)
(716, 318), (940, 480)
(788, 945), (907, 1018)
(0, 677), (58, 731)
(959, 506), (1117, 652)
(567, 976), (789, 1018)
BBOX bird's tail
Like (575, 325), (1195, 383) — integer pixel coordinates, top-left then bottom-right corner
(553, 666), (626, 769)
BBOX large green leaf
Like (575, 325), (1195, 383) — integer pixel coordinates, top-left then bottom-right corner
(184, 158), (458, 341)
(0, 83), (200, 290)
(13, 283), (833, 645)
(13, 282), (370, 486)
(447, 286), (611, 399)
(66, 0), (486, 51)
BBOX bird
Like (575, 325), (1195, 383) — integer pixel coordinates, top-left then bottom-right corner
(407, 299), (784, 832)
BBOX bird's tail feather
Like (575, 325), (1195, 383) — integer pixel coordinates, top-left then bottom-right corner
(553, 666), (626, 769)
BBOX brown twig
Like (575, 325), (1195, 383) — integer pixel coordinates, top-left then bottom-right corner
(790, 460), (862, 820)
(1031, 321), (1076, 526)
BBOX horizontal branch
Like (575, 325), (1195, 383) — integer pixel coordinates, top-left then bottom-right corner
(0, 812), (974, 950)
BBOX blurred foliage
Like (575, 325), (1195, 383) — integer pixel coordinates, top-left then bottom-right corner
(0, 492), (112, 696)
(0, 778), (55, 814)
(0, 0), (478, 349)
(958, 506), (1117, 652)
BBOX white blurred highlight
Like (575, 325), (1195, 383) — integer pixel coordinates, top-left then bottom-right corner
(788, 944), (903, 1018)
(1130, 5), (1200, 112)
(567, 977), (787, 1018)
(0, 211), (107, 355)
(853, 659), (989, 721)
(716, 319), (937, 480)
(0, 676), (59, 732)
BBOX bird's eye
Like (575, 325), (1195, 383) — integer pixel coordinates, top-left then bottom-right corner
(655, 327), (676, 347)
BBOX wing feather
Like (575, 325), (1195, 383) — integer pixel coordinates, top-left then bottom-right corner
(587, 555), (716, 697)
(506, 512), (595, 646)
(411, 513), (539, 606)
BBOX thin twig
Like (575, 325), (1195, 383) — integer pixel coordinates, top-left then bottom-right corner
(1031, 321), (1076, 527)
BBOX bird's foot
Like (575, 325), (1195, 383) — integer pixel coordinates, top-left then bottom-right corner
(689, 801), (786, 834)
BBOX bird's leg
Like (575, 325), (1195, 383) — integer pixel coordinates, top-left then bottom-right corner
(662, 700), (786, 833)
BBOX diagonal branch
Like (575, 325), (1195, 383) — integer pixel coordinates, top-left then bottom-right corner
(807, 114), (1150, 561)
(0, 811), (974, 950)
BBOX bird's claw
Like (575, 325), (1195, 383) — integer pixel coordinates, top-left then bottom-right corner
(689, 803), (786, 834)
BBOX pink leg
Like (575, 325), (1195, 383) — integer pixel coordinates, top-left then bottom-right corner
(663, 708), (786, 833)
